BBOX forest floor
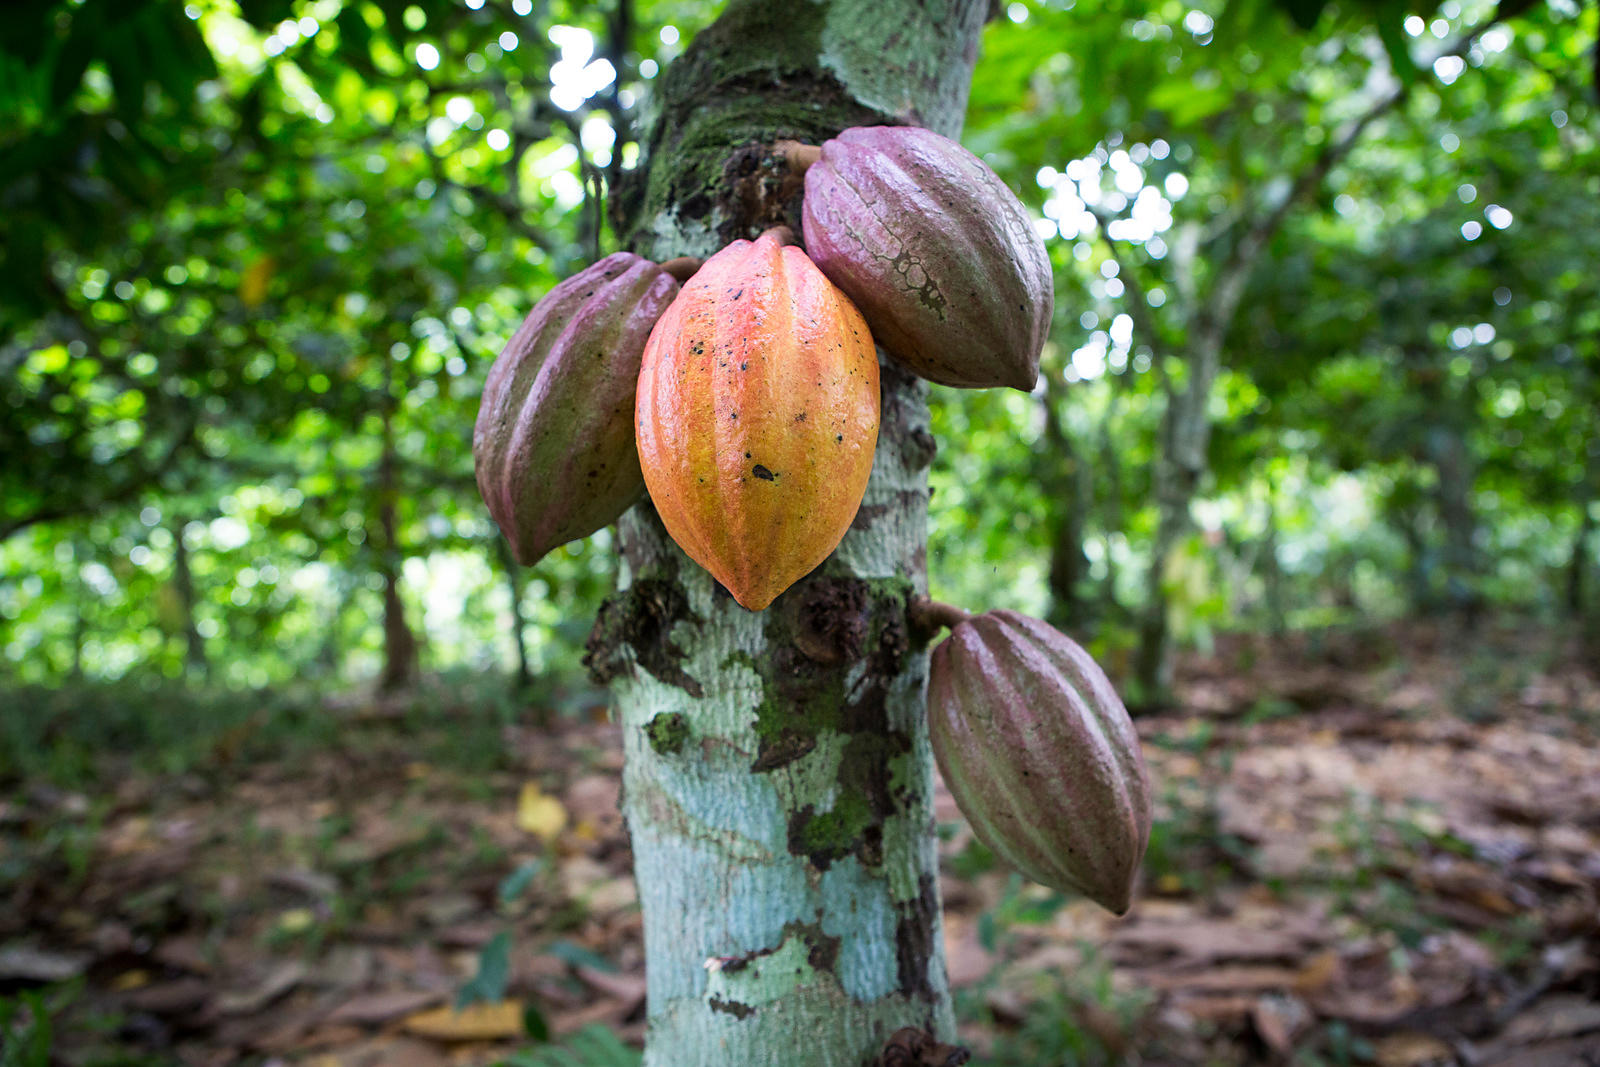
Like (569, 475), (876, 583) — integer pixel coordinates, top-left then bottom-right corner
(2, 618), (1598, 1066)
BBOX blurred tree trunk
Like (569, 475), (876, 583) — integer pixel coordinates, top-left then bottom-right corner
(170, 516), (207, 675)
(70, 538), (88, 682)
(584, 2), (986, 1062)
(1569, 487), (1594, 617)
(1116, 77), (1421, 700)
(1261, 483), (1287, 638)
(1097, 391), (1126, 618)
(1044, 384), (1094, 634)
(496, 536), (533, 689)
(375, 356), (418, 693)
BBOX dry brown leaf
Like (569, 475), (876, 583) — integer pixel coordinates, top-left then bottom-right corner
(576, 965), (647, 1005)
(120, 978), (212, 1017)
(327, 989), (447, 1026)
(1144, 965), (1304, 994)
(1499, 995), (1600, 1045)
(1372, 1031), (1455, 1066)
(941, 916), (996, 990)
(216, 959), (307, 1015)
(1251, 994), (1310, 1056)
(402, 1000), (524, 1041)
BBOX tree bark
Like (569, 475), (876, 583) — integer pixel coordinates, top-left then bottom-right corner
(496, 536), (533, 690)
(375, 370), (418, 693)
(1260, 482), (1287, 638)
(1107, 17), (1503, 695)
(1569, 487), (1594, 618)
(1044, 386), (1093, 634)
(170, 516), (207, 675)
(586, 3), (987, 1063)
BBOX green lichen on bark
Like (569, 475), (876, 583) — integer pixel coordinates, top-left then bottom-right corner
(615, 0), (891, 253)
(645, 711), (691, 756)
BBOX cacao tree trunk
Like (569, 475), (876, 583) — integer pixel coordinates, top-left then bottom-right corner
(375, 374), (418, 693)
(585, 3), (987, 1063)
(170, 516), (208, 675)
(1257, 480), (1287, 638)
(1569, 486), (1595, 618)
(495, 536), (533, 690)
(1097, 391), (1127, 618)
(1044, 390), (1094, 635)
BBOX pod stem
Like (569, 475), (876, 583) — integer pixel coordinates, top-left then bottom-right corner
(660, 256), (703, 282)
(908, 596), (973, 637)
(774, 139), (822, 174)
(759, 224), (799, 247)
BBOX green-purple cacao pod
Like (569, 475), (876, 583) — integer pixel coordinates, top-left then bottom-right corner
(928, 610), (1152, 914)
(474, 253), (679, 566)
(801, 125), (1053, 392)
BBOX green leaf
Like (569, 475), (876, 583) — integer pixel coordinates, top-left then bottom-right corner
(544, 939), (619, 973)
(456, 931), (513, 1009)
(498, 859), (544, 904)
(499, 1024), (641, 1067)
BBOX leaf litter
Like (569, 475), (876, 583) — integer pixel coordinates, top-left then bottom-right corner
(1, 619), (1596, 1064)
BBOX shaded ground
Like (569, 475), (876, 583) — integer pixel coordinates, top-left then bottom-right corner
(2, 618), (1598, 1065)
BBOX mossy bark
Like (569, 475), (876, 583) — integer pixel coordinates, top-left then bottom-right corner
(586, 2), (988, 1063)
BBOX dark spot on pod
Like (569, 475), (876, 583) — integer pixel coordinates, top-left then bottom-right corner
(745, 452), (752, 459)
(836, 434), (844, 442)
(795, 413), (807, 422)
(752, 465), (775, 481)
(730, 412), (738, 420)
(740, 362), (748, 371)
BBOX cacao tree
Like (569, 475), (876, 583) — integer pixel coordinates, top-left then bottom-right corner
(577, 1), (992, 1061)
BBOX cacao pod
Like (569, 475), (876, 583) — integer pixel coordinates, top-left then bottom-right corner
(928, 610), (1151, 914)
(635, 232), (879, 611)
(801, 125), (1053, 392)
(474, 252), (679, 566)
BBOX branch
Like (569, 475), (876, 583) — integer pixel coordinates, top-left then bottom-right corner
(1087, 207), (1171, 387)
(1200, 14), (1506, 337)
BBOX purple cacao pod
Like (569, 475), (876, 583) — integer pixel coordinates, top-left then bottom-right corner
(474, 253), (679, 566)
(801, 126), (1053, 392)
(928, 610), (1152, 914)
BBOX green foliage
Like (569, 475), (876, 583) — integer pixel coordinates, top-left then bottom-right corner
(497, 1024), (642, 1067)
(2, 0), (1597, 695)
(0, 989), (52, 1067)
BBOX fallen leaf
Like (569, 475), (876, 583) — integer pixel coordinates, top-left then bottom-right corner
(217, 959), (307, 1015)
(327, 989), (446, 1026)
(275, 908), (317, 936)
(1499, 995), (1600, 1044)
(1373, 1031), (1455, 1067)
(576, 965), (646, 1004)
(516, 782), (568, 842)
(0, 944), (90, 982)
(119, 978), (212, 1017)
(403, 1000), (525, 1041)
(1145, 965), (1304, 994)
(1251, 994), (1310, 1056)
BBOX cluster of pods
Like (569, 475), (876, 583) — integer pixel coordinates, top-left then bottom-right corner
(473, 125), (1150, 914)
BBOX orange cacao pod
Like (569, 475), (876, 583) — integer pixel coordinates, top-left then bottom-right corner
(929, 610), (1152, 914)
(635, 232), (879, 611)
(474, 253), (679, 566)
